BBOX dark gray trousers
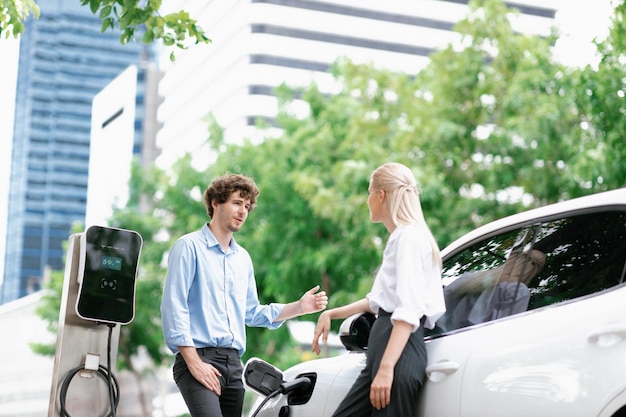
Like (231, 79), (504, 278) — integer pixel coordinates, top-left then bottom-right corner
(331, 311), (427, 417)
(173, 347), (244, 417)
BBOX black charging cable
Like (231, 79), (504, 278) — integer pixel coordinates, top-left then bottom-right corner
(250, 389), (281, 417)
(105, 323), (118, 417)
(58, 324), (120, 417)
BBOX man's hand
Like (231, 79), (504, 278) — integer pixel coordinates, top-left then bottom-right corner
(188, 360), (222, 395)
(273, 285), (328, 322)
(300, 285), (328, 314)
(178, 346), (222, 395)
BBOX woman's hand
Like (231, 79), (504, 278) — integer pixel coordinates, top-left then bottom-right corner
(311, 310), (332, 355)
(369, 319), (413, 409)
(370, 366), (394, 409)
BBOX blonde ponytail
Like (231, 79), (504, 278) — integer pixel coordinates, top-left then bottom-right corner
(370, 163), (442, 267)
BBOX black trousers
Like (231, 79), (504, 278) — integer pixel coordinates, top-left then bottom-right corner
(173, 347), (245, 417)
(331, 311), (427, 417)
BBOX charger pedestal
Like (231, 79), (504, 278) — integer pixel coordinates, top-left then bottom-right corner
(47, 233), (121, 417)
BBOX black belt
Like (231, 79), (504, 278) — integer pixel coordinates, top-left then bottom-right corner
(197, 346), (238, 355)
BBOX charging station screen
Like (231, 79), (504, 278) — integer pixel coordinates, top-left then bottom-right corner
(76, 226), (142, 324)
(101, 255), (122, 271)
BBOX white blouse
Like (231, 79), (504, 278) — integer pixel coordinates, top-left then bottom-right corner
(367, 224), (446, 331)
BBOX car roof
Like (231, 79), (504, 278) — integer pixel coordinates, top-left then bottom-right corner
(441, 187), (626, 259)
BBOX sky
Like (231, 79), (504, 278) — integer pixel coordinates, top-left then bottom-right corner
(0, 0), (616, 286)
(552, 0), (614, 67)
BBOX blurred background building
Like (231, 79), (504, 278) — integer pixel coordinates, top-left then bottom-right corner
(0, 0), (161, 305)
(156, 0), (559, 167)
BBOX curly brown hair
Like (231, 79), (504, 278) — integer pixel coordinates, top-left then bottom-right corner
(203, 174), (260, 218)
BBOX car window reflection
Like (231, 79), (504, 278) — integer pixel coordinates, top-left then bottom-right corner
(429, 210), (626, 337)
(438, 249), (545, 332)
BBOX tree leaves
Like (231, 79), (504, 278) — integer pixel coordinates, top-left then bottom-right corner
(2, 0), (210, 59)
(0, 0), (39, 38)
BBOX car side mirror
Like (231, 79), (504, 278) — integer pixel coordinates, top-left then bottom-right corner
(243, 358), (284, 397)
(339, 312), (377, 351)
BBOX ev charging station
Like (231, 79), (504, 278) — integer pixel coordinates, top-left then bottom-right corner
(47, 225), (142, 417)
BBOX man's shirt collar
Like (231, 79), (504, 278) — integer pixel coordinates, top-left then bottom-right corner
(202, 223), (239, 253)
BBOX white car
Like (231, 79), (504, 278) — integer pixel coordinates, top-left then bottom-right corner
(244, 188), (626, 417)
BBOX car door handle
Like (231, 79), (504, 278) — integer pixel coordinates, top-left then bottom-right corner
(425, 361), (460, 382)
(588, 323), (626, 347)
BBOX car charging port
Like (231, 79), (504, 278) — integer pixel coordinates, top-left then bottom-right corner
(287, 372), (316, 405)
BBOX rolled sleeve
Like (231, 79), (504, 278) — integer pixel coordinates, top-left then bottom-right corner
(244, 268), (285, 329)
(160, 239), (197, 353)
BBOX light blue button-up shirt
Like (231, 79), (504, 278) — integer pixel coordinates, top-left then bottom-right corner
(160, 223), (285, 357)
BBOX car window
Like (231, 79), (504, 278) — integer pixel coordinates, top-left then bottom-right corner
(429, 210), (626, 336)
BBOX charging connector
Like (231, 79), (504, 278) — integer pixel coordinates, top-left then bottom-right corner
(80, 353), (100, 378)
(278, 377), (311, 394)
(86, 353), (100, 370)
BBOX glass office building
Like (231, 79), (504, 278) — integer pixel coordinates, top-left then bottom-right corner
(1, 0), (160, 304)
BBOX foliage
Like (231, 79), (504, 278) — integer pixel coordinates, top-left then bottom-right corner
(569, 1), (626, 192)
(0, 0), (39, 38)
(1, 0), (209, 61)
(30, 270), (62, 356)
(106, 159), (178, 371)
(406, 0), (580, 227)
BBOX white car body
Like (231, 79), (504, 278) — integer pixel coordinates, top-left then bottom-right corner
(246, 188), (626, 417)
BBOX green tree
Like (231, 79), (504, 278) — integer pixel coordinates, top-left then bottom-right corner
(203, 121), (382, 364)
(1, 0), (209, 61)
(570, 1), (626, 192)
(404, 0), (581, 225)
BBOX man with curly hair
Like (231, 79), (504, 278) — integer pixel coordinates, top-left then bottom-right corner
(161, 173), (328, 417)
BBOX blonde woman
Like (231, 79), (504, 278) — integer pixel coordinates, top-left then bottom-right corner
(312, 162), (446, 416)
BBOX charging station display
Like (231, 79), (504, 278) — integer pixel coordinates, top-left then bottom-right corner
(76, 225), (142, 324)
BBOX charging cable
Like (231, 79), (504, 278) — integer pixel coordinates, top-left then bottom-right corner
(58, 324), (119, 417)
